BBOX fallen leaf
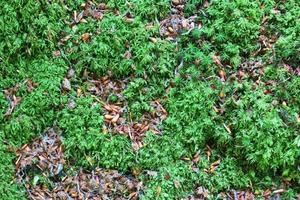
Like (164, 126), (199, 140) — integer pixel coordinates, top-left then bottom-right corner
(172, 0), (181, 6)
(81, 33), (90, 42)
(196, 186), (209, 197)
(194, 59), (200, 65)
(111, 114), (120, 123)
(182, 19), (188, 28)
(62, 78), (71, 91)
(223, 123), (231, 134)
(209, 159), (220, 172)
(173, 180), (181, 188)
(192, 151), (200, 164)
(4, 95), (21, 117)
(26, 79), (38, 92)
(218, 70), (226, 80)
(192, 166), (199, 173)
(263, 189), (271, 197)
(164, 173), (171, 180)
(77, 88), (82, 97)
(103, 104), (113, 111)
(156, 186), (162, 197)
(92, 10), (103, 20)
(149, 37), (157, 43)
(60, 35), (71, 43)
(52, 50), (61, 57)
(67, 68), (75, 78)
(273, 189), (285, 194)
(124, 16), (134, 23)
(67, 100), (76, 109)
(145, 170), (158, 177)
(104, 114), (114, 120)
(212, 55), (223, 67)
(206, 146), (212, 161)
(168, 26), (174, 33)
(123, 51), (132, 59)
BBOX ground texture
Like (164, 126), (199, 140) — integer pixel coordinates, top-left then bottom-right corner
(0, 0), (300, 199)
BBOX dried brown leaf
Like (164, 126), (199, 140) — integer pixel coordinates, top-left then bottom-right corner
(212, 55), (223, 67)
(81, 33), (90, 42)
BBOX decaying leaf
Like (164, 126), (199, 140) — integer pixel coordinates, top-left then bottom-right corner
(25, 79), (38, 92)
(218, 70), (226, 81)
(52, 50), (61, 57)
(212, 55), (223, 67)
(60, 35), (71, 43)
(86, 76), (167, 150)
(192, 151), (200, 164)
(149, 37), (157, 43)
(156, 186), (162, 197)
(15, 128), (142, 199)
(209, 159), (221, 173)
(62, 78), (71, 91)
(81, 33), (91, 42)
(123, 50), (132, 59)
(173, 179), (181, 188)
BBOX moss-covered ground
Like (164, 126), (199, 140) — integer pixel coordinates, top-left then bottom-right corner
(0, 0), (299, 199)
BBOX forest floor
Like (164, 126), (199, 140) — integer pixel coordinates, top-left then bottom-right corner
(0, 0), (299, 199)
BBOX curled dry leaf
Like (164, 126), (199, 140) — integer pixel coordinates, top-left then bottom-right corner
(209, 159), (221, 173)
(223, 123), (231, 134)
(81, 33), (91, 42)
(212, 55), (223, 67)
(192, 151), (200, 164)
(111, 114), (120, 123)
(218, 70), (226, 80)
(206, 146), (212, 161)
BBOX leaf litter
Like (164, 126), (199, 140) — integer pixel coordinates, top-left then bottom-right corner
(87, 75), (168, 150)
(3, 79), (37, 118)
(15, 128), (142, 200)
(160, 0), (202, 40)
